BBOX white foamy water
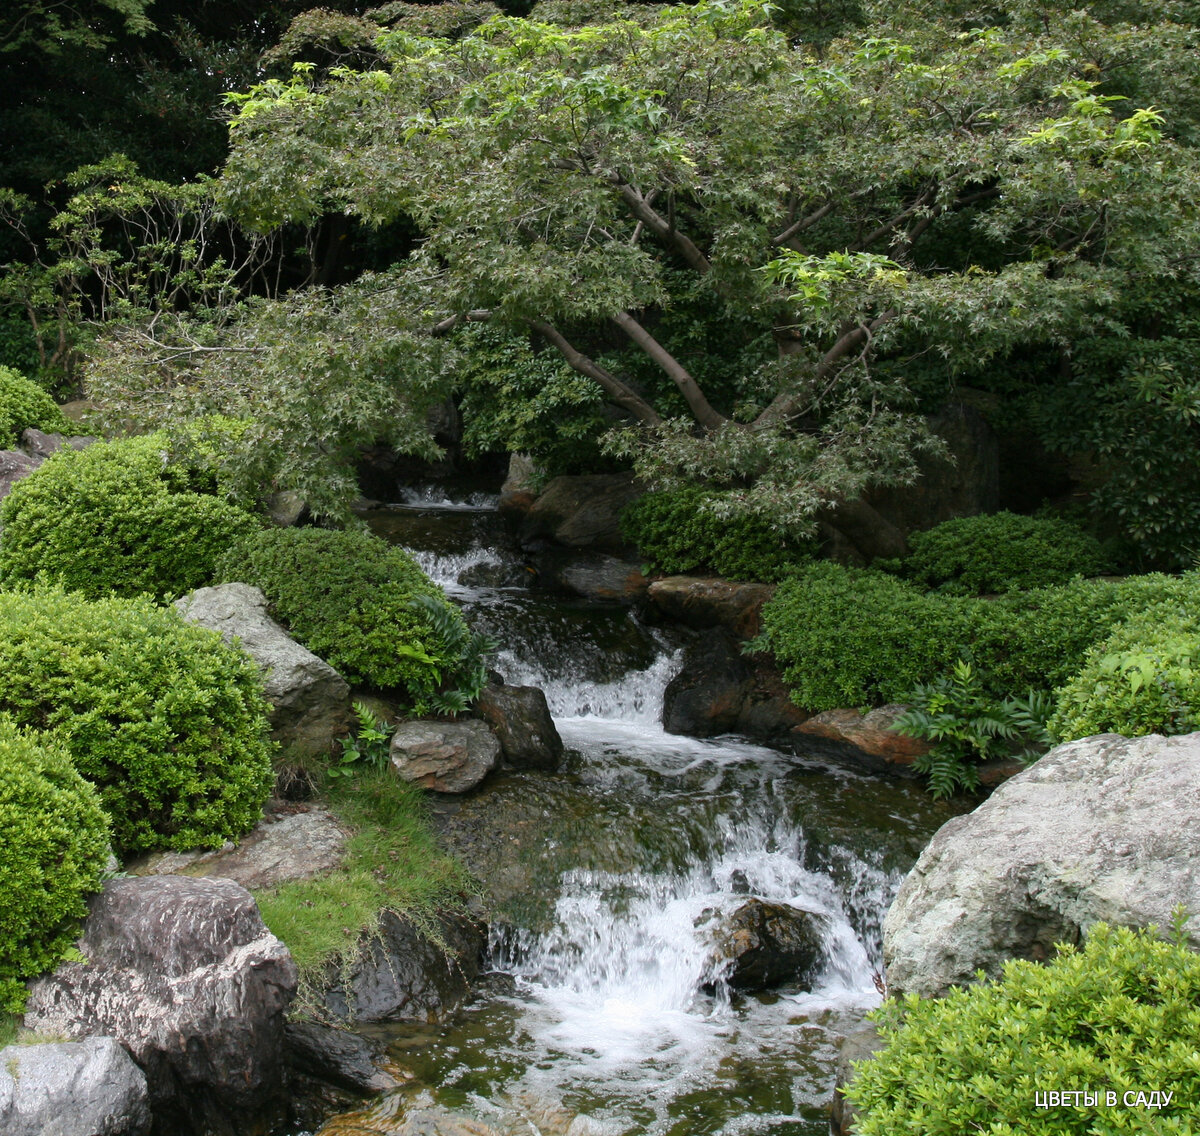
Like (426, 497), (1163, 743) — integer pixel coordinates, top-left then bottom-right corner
(406, 546), (506, 594)
(395, 485), (500, 510)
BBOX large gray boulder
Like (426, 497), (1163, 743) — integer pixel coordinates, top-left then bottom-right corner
(390, 719), (501, 793)
(322, 910), (485, 1024)
(883, 732), (1200, 999)
(175, 583), (350, 756)
(518, 472), (642, 552)
(0, 449), (41, 502)
(24, 876), (297, 1136)
(0, 1037), (151, 1136)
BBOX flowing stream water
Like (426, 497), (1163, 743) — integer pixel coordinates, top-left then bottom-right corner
(314, 486), (967, 1136)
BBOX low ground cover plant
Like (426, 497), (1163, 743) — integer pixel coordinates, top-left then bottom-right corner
(0, 430), (258, 599)
(0, 717), (109, 1012)
(847, 917), (1200, 1133)
(217, 526), (491, 711)
(0, 588), (274, 854)
(0, 365), (70, 447)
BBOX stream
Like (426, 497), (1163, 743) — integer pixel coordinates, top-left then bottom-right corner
(314, 484), (967, 1136)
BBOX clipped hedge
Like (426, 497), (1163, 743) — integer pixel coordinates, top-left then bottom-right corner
(216, 527), (485, 709)
(0, 719), (109, 1013)
(883, 511), (1108, 595)
(0, 431), (258, 599)
(620, 487), (815, 582)
(847, 921), (1200, 1133)
(751, 562), (974, 710)
(0, 365), (69, 447)
(1050, 601), (1200, 741)
(0, 588), (274, 854)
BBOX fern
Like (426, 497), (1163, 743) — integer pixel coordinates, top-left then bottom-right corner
(408, 594), (497, 717)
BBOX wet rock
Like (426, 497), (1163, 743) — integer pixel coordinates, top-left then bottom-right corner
(19, 427), (95, 458)
(0, 1036), (151, 1136)
(555, 554), (648, 602)
(128, 802), (347, 890)
(266, 488), (308, 527)
(883, 732), (1200, 999)
(322, 910), (485, 1024)
(830, 1025), (884, 1136)
(23, 876), (297, 1136)
(0, 448), (41, 502)
(284, 1022), (400, 1094)
(391, 719), (501, 793)
(499, 453), (539, 517)
(475, 682), (564, 771)
(662, 632), (809, 740)
(791, 706), (930, 775)
(175, 583), (351, 756)
(700, 898), (825, 990)
(646, 576), (775, 639)
(518, 472), (642, 552)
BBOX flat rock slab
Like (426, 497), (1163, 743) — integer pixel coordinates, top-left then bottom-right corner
(0, 1037), (151, 1136)
(285, 1021), (400, 1094)
(792, 706), (930, 773)
(646, 576), (776, 639)
(176, 582), (350, 756)
(883, 731), (1200, 999)
(128, 803), (347, 890)
(391, 719), (500, 794)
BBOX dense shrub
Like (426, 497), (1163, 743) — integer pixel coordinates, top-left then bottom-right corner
(751, 562), (974, 711)
(0, 588), (274, 854)
(0, 365), (70, 447)
(0, 431), (258, 599)
(885, 511), (1108, 594)
(756, 562), (1198, 714)
(216, 527), (490, 710)
(847, 920), (1200, 1133)
(1050, 601), (1200, 741)
(620, 487), (815, 582)
(0, 719), (109, 1012)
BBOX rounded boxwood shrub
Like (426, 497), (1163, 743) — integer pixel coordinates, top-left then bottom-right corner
(0, 588), (274, 855)
(1050, 601), (1200, 741)
(0, 718), (109, 1013)
(0, 431), (259, 599)
(0, 365), (70, 447)
(216, 527), (488, 710)
(847, 921), (1200, 1133)
(620, 487), (815, 582)
(752, 562), (975, 711)
(888, 511), (1108, 594)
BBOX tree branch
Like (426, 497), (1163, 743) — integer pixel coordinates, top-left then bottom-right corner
(615, 183), (712, 275)
(610, 309), (727, 429)
(526, 319), (663, 426)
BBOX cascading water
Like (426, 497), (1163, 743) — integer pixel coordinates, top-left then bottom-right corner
(315, 488), (964, 1136)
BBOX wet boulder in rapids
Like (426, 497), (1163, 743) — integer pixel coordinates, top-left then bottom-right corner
(699, 898), (825, 990)
(474, 680), (563, 771)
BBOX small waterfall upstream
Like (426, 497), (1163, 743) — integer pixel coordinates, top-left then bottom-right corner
(318, 490), (962, 1136)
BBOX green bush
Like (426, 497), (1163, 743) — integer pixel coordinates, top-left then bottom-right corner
(847, 920), (1200, 1133)
(0, 719), (109, 1013)
(0, 431), (259, 599)
(886, 511), (1108, 594)
(1050, 601), (1200, 741)
(0, 588), (274, 855)
(216, 527), (490, 710)
(621, 487), (815, 582)
(0, 365), (69, 447)
(751, 562), (974, 711)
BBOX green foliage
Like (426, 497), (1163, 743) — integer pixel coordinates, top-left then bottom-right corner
(253, 767), (473, 1010)
(1050, 602), (1200, 741)
(885, 511), (1108, 594)
(216, 527), (489, 710)
(0, 718), (109, 1013)
(329, 701), (394, 780)
(0, 365), (69, 447)
(406, 593), (497, 716)
(0, 431), (259, 599)
(0, 588), (274, 855)
(891, 660), (1054, 797)
(848, 919), (1200, 1133)
(621, 486), (816, 582)
(751, 562), (974, 711)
